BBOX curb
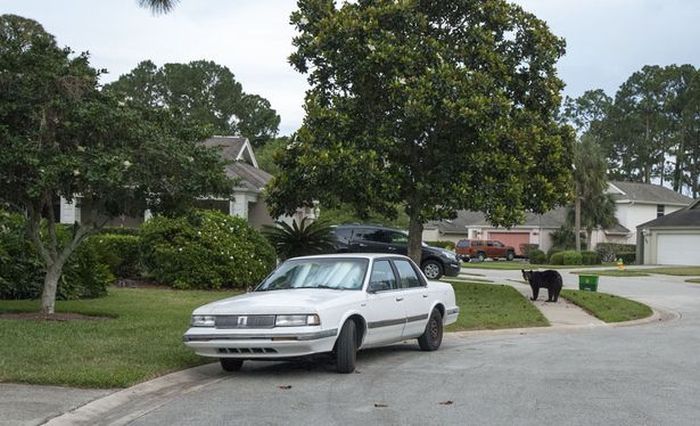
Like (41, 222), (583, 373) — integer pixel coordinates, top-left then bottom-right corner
(43, 363), (225, 426)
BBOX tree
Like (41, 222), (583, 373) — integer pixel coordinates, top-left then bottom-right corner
(571, 136), (617, 250)
(106, 60), (281, 147)
(267, 0), (574, 263)
(138, 0), (178, 14)
(0, 15), (234, 314)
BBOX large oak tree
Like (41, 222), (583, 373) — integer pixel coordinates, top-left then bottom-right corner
(267, 0), (574, 262)
(0, 15), (234, 314)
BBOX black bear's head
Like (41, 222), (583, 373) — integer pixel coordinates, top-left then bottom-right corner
(521, 270), (532, 282)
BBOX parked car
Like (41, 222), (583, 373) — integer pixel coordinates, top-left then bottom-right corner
(329, 224), (461, 279)
(455, 239), (516, 262)
(183, 254), (460, 373)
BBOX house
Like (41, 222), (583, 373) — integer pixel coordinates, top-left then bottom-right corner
(59, 135), (316, 228)
(423, 181), (695, 254)
(637, 199), (700, 265)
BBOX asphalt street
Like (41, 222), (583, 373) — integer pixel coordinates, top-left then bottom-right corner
(124, 268), (700, 426)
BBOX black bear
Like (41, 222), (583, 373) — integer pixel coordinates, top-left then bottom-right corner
(522, 269), (562, 302)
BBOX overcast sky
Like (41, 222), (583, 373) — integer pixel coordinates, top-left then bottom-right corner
(2, 0), (699, 135)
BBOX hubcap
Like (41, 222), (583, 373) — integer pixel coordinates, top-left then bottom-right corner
(430, 318), (439, 341)
(424, 263), (440, 279)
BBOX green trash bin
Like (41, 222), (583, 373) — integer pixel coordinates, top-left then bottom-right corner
(579, 275), (599, 292)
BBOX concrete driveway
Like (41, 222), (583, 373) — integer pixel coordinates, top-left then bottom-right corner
(53, 269), (700, 426)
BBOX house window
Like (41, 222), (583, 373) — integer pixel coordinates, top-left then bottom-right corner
(657, 205), (665, 218)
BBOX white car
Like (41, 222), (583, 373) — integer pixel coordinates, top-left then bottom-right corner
(183, 254), (459, 373)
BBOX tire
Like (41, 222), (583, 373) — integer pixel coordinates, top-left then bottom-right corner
(462, 256), (471, 263)
(219, 358), (244, 372)
(422, 260), (443, 280)
(477, 252), (486, 262)
(335, 320), (357, 374)
(418, 309), (443, 351)
(506, 251), (515, 261)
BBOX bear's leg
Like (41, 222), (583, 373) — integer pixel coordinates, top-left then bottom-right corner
(531, 285), (539, 301)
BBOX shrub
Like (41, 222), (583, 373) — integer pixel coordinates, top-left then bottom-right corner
(596, 243), (636, 262)
(581, 250), (602, 265)
(85, 234), (141, 279)
(562, 250), (583, 265)
(528, 249), (547, 264)
(549, 252), (564, 265)
(426, 240), (456, 251)
(0, 211), (112, 300)
(520, 244), (539, 259)
(616, 251), (636, 264)
(263, 218), (335, 260)
(140, 210), (276, 289)
(547, 248), (563, 262)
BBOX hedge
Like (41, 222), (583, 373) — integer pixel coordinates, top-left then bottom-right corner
(581, 250), (602, 265)
(549, 250), (582, 265)
(140, 210), (277, 290)
(85, 234), (142, 279)
(528, 249), (547, 264)
(426, 240), (455, 251)
(520, 244), (539, 259)
(596, 243), (636, 263)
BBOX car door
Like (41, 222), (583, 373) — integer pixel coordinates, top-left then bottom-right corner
(387, 231), (409, 256)
(350, 228), (391, 253)
(392, 258), (431, 338)
(362, 259), (407, 346)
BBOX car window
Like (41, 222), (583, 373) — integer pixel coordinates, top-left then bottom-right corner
(487, 241), (494, 247)
(357, 229), (389, 243)
(368, 260), (397, 292)
(393, 260), (422, 288)
(494, 241), (503, 247)
(456, 240), (470, 248)
(388, 231), (408, 245)
(332, 227), (353, 243)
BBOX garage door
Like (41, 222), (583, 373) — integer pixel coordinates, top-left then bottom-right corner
(657, 234), (700, 265)
(488, 232), (531, 256)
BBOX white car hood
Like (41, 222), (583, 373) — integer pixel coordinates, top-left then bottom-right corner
(196, 289), (354, 315)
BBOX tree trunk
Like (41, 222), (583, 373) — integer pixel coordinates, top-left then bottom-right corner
(40, 262), (63, 315)
(407, 214), (424, 266)
(586, 229), (593, 251)
(575, 182), (581, 253)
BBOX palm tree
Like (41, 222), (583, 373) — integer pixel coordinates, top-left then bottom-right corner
(262, 218), (335, 260)
(572, 134), (614, 251)
(138, 0), (179, 14)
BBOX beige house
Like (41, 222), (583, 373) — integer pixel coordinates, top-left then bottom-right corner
(637, 199), (700, 265)
(59, 136), (315, 229)
(423, 181), (694, 254)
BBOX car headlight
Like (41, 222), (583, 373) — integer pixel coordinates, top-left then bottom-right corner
(441, 250), (457, 261)
(275, 314), (321, 327)
(191, 315), (216, 327)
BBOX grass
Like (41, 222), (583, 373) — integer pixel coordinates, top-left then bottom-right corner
(0, 287), (238, 388)
(685, 278), (700, 284)
(445, 281), (548, 331)
(570, 269), (650, 277)
(560, 289), (653, 323)
(461, 261), (615, 270)
(642, 267), (700, 276)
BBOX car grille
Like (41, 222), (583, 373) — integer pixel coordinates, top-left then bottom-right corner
(217, 347), (278, 354)
(215, 315), (276, 329)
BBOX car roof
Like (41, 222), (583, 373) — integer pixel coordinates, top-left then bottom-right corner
(288, 253), (411, 261)
(332, 224), (405, 232)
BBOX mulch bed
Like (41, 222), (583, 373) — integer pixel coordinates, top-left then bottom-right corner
(0, 312), (112, 321)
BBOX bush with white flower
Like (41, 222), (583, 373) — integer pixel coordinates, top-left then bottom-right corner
(140, 210), (276, 289)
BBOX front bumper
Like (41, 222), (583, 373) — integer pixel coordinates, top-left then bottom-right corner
(443, 261), (461, 277)
(183, 327), (339, 359)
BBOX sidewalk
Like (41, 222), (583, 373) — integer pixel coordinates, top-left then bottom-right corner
(0, 384), (112, 426)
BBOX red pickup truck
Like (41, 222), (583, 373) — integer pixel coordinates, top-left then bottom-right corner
(455, 239), (516, 262)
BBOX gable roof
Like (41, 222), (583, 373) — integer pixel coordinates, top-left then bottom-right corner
(608, 181), (693, 207)
(201, 135), (270, 192)
(426, 207), (568, 234)
(637, 199), (700, 228)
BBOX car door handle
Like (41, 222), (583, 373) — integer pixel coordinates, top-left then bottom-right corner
(388, 246), (396, 251)
(358, 243), (367, 247)
(395, 297), (404, 302)
(422, 294), (428, 298)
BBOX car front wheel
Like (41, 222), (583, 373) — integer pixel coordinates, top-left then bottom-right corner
(335, 320), (357, 374)
(418, 309), (443, 351)
(422, 260), (443, 280)
(220, 358), (244, 372)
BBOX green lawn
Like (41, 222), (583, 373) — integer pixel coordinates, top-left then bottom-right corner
(1, 282), (548, 388)
(570, 269), (650, 277)
(446, 281), (548, 331)
(0, 288), (238, 388)
(461, 261), (615, 270)
(643, 267), (700, 276)
(560, 289), (653, 323)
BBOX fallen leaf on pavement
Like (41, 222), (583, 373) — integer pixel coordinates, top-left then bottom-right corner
(374, 403), (388, 408)
(278, 385), (292, 390)
(439, 400), (454, 405)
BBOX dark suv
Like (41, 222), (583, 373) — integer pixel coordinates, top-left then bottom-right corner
(329, 224), (461, 280)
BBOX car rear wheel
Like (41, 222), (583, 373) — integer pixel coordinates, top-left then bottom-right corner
(219, 358), (244, 372)
(477, 252), (486, 262)
(421, 260), (443, 280)
(418, 309), (443, 351)
(335, 320), (357, 374)
(506, 251), (515, 261)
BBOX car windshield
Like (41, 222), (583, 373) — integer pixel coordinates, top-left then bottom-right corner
(256, 258), (369, 291)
